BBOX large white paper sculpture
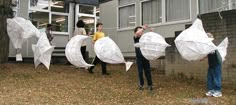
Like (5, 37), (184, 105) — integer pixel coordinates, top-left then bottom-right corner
(134, 32), (170, 60)
(175, 19), (228, 61)
(94, 37), (133, 71)
(217, 37), (228, 61)
(7, 17), (40, 48)
(32, 32), (55, 70)
(65, 35), (94, 68)
(7, 17), (40, 61)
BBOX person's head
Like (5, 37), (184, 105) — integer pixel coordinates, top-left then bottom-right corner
(76, 20), (85, 28)
(47, 24), (53, 30)
(134, 26), (144, 36)
(207, 33), (214, 38)
(96, 23), (103, 31)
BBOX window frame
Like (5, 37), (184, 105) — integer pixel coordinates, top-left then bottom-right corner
(139, 0), (192, 27)
(198, 0), (235, 14)
(117, 2), (136, 30)
(140, 0), (163, 25)
(28, 0), (70, 34)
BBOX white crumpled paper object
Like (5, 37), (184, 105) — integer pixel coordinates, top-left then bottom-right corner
(175, 19), (228, 61)
(134, 32), (170, 60)
(32, 32), (55, 70)
(94, 37), (133, 71)
(65, 35), (94, 68)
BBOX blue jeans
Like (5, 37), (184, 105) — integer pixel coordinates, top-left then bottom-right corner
(207, 64), (222, 91)
(135, 48), (152, 86)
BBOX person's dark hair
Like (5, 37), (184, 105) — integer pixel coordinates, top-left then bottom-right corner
(134, 26), (143, 33)
(96, 23), (103, 27)
(47, 24), (52, 28)
(76, 20), (85, 28)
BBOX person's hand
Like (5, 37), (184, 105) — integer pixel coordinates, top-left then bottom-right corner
(88, 32), (92, 36)
(143, 24), (148, 30)
(149, 28), (153, 32)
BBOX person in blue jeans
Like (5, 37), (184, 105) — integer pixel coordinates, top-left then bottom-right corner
(133, 25), (153, 91)
(202, 33), (222, 97)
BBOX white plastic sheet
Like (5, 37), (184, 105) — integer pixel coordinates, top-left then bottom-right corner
(134, 32), (170, 60)
(65, 35), (94, 68)
(217, 37), (228, 61)
(175, 19), (228, 61)
(94, 37), (133, 71)
(7, 17), (40, 49)
(7, 17), (40, 62)
(32, 32), (55, 70)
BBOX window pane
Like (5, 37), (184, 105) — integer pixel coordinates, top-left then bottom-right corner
(79, 5), (94, 15)
(233, 0), (236, 9)
(142, 0), (162, 24)
(166, 0), (190, 22)
(51, 14), (68, 32)
(51, 0), (69, 13)
(199, 0), (229, 14)
(119, 5), (135, 29)
(77, 16), (95, 35)
(30, 0), (49, 10)
(29, 11), (49, 29)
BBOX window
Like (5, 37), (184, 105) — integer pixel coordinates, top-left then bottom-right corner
(199, 0), (236, 14)
(30, 0), (49, 11)
(29, 0), (69, 33)
(75, 4), (97, 35)
(51, 0), (69, 13)
(118, 0), (136, 29)
(29, 11), (49, 29)
(166, 0), (190, 22)
(51, 14), (68, 32)
(142, 0), (162, 25)
(232, 0), (236, 9)
(79, 5), (94, 15)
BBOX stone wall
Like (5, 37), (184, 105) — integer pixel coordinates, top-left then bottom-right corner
(165, 10), (236, 86)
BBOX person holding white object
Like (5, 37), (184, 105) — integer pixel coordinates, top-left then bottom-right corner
(46, 24), (54, 44)
(134, 25), (153, 91)
(73, 20), (88, 63)
(88, 23), (109, 75)
(201, 33), (223, 97)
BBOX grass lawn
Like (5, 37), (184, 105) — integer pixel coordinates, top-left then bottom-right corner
(0, 63), (235, 104)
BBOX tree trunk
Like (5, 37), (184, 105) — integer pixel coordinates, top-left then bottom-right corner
(0, 0), (12, 63)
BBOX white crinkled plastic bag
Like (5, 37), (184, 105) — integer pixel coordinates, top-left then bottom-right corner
(32, 32), (55, 70)
(174, 19), (218, 61)
(7, 18), (25, 48)
(134, 32), (170, 60)
(7, 17), (40, 48)
(175, 19), (229, 61)
(65, 35), (94, 68)
(217, 37), (228, 61)
(94, 37), (133, 71)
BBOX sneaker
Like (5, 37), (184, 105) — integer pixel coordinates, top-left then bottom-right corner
(138, 86), (144, 90)
(148, 86), (153, 91)
(102, 73), (110, 75)
(205, 90), (214, 96)
(212, 91), (222, 97)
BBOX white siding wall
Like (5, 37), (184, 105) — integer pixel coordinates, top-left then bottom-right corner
(99, 0), (199, 57)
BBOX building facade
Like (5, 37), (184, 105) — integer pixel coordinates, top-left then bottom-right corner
(98, 0), (236, 85)
(9, 0), (236, 58)
(99, 0), (236, 57)
(9, 0), (103, 58)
